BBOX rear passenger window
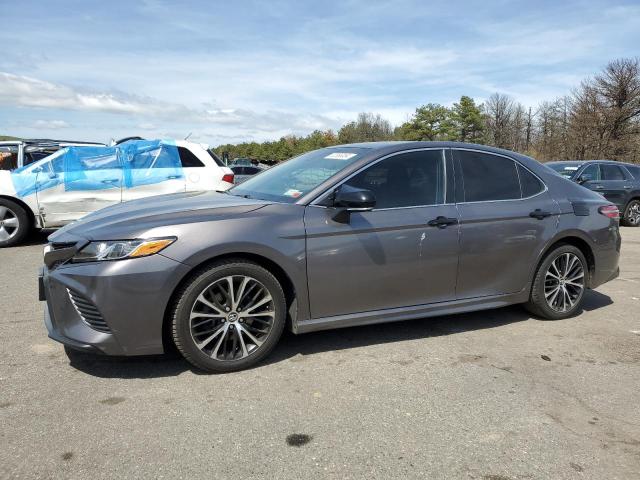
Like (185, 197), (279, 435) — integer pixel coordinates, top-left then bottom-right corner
(601, 164), (626, 181)
(178, 147), (205, 167)
(457, 150), (520, 202)
(518, 165), (545, 197)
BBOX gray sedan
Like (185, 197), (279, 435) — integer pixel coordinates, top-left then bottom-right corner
(41, 142), (621, 372)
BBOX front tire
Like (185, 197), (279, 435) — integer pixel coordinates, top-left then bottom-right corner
(621, 199), (640, 227)
(0, 199), (30, 248)
(525, 245), (588, 320)
(171, 260), (286, 373)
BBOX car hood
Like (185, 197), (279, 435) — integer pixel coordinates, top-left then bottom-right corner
(50, 190), (270, 242)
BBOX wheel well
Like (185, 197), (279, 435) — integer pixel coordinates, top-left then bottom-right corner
(541, 236), (596, 287)
(0, 195), (35, 228)
(161, 252), (297, 353)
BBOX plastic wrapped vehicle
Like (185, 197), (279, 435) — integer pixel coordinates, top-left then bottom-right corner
(0, 139), (234, 247)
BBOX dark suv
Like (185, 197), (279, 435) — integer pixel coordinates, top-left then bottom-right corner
(547, 160), (640, 227)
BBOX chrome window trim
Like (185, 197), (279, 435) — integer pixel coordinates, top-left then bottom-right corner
(309, 148), (449, 211)
(453, 147), (548, 204)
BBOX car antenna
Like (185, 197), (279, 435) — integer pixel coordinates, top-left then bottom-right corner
(184, 132), (192, 141)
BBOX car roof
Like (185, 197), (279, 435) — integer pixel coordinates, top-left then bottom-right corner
(547, 159), (637, 166)
(325, 141), (536, 160)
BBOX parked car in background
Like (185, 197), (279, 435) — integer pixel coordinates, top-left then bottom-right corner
(230, 164), (267, 184)
(546, 160), (640, 226)
(0, 139), (105, 171)
(0, 139), (234, 247)
(41, 142), (620, 372)
(229, 157), (253, 167)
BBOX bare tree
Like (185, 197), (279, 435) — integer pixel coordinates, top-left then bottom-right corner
(484, 93), (515, 149)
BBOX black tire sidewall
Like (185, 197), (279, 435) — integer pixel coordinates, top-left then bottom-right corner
(0, 199), (30, 248)
(172, 261), (286, 373)
(622, 199), (640, 227)
(529, 245), (588, 320)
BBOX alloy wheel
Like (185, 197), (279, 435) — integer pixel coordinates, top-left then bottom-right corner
(627, 202), (640, 225)
(544, 252), (585, 313)
(0, 206), (19, 242)
(189, 275), (275, 361)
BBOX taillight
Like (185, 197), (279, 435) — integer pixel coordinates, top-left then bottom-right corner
(222, 173), (234, 183)
(598, 205), (620, 219)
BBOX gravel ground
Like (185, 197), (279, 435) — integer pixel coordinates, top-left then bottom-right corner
(1, 228), (639, 480)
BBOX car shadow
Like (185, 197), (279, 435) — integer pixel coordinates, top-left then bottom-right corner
(22, 229), (54, 246)
(64, 289), (613, 379)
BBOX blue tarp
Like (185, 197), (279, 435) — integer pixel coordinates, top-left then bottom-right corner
(10, 139), (182, 197)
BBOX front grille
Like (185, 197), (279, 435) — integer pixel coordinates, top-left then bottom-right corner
(67, 289), (111, 333)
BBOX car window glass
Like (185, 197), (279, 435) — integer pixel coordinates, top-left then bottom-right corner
(344, 150), (445, 209)
(130, 145), (178, 169)
(178, 147), (205, 167)
(601, 164), (626, 181)
(580, 164), (600, 181)
(518, 164), (545, 197)
(625, 165), (640, 180)
(0, 145), (19, 171)
(457, 150), (520, 201)
(207, 150), (225, 167)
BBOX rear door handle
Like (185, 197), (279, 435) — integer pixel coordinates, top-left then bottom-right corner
(529, 209), (552, 220)
(593, 185), (604, 190)
(427, 216), (458, 229)
(167, 175), (182, 180)
(623, 185), (632, 189)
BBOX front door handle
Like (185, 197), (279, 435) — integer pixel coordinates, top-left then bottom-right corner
(427, 216), (458, 229)
(624, 185), (632, 189)
(593, 185), (604, 190)
(529, 209), (552, 220)
(101, 178), (119, 184)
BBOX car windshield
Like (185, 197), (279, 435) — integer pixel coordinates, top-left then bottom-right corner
(229, 147), (370, 202)
(546, 162), (582, 179)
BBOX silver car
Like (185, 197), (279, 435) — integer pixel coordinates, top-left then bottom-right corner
(41, 142), (621, 372)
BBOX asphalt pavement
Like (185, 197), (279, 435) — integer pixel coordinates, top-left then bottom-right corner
(1, 228), (639, 479)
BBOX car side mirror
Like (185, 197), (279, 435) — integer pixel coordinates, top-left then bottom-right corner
(331, 185), (375, 223)
(577, 175), (591, 184)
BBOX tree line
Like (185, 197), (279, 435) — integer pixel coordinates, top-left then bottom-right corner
(215, 58), (640, 165)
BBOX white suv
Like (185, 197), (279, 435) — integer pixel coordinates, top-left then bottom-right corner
(0, 139), (234, 247)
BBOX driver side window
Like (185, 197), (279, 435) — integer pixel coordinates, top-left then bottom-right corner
(343, 150), (445, 209)
(581, 164), (600, 181)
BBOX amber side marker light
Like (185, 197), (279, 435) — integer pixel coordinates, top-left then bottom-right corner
(129, 238), (176, 257)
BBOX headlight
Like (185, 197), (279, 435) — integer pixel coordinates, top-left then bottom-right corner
(71, 237), (176, 263)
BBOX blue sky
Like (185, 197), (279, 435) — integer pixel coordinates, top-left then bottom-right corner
(1, 0), (639, 145)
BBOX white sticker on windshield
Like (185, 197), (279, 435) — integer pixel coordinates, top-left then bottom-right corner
(284, 189), (303, 198)
(565, 166), (579, 170)
(325, 152), (357, 160)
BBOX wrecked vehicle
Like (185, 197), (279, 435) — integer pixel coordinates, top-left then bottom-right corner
(0, 139), (234, 247)
(0, 139), (105, 171)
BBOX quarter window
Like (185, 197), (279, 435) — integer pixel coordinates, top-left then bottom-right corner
(601, 164), (626, 181)
(178, 147), (205, 167)
(625, 165), (640, 180)
(457, 150), (521, 202)
(518, 164), (545, 197)
(344, 150), (445, 209)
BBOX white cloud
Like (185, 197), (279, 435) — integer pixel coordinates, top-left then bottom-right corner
(31, 119), (70, 129)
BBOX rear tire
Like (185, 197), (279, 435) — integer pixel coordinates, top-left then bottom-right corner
(0, 198), (30, 248)
(621, 199), (640, 227)
(525, 245), (588, 320)
(171, 259), (286, 373)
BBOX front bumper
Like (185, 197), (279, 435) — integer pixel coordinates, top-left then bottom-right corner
(41, 253), (191, 356)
